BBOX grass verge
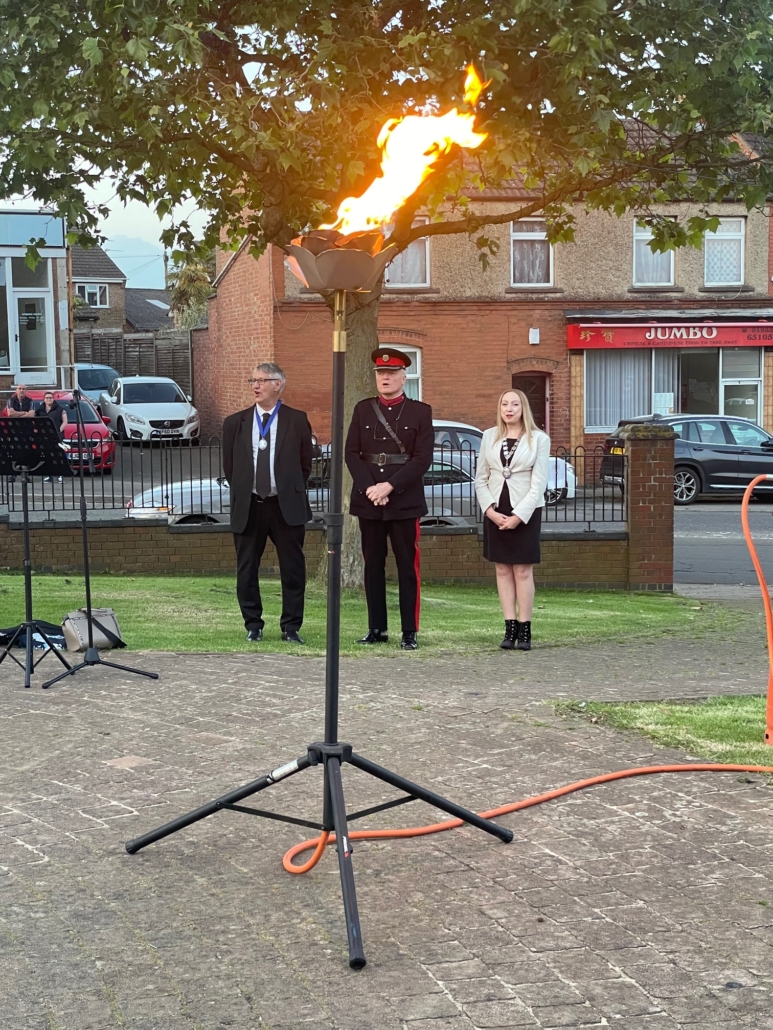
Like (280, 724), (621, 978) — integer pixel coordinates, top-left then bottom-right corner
(0, 573), (737, 657)
(556, 696), (773, 768)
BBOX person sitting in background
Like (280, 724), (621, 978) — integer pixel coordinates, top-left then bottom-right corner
(5, 383), (35, 418)
(35, 391), (68, 482)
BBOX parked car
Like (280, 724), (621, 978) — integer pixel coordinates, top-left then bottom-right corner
(432, 419), (577, 505)
(127, 457), (481, 527)
(98, 376), (200, 442)
(600, 413), (773, 505)
(73, 363), (121, 404)
(25, 390), (117, 472)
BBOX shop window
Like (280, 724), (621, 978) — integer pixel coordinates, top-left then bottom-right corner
(511, 219), (552, 287)
(11, 257), (49, 289)
(386, 344), (422, 399)
(633, 223), (674, 287)
(75, 282), (109, 307)
(384, 218), (429, 287)
(722, 347), (759, 378)
(704, 218), (744, 286)
(585, 349), (651, 431)
(680, 349), (719, 414)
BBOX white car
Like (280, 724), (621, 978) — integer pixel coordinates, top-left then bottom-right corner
(98, 376), (200, 442)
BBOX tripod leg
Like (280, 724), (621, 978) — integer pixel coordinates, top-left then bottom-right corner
(90, 657), (159, 680)
(326, 756), (366, 970)
(24, 620), (33, 689)
(41, 661), (79, 689)
(125, 753), (312, 854)
(0, 624), (24, 667)
(34, 626), (72, 672)
(349, 752), (514, 844)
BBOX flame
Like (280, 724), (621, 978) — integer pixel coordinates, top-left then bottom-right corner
(321, 67), (488, 236)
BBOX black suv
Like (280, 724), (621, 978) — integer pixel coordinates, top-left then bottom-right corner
(600, 414), (773, 505)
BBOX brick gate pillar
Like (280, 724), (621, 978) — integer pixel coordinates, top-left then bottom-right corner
(620, 423), (676, 591)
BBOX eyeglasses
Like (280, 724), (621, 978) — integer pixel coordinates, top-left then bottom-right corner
(248, 378), (280, 386)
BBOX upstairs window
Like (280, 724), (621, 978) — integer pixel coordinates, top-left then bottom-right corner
(384, 218), (430, 287)
(511, 219), (552, 287)
(76, 283), (109, 307)
(704, 218), (745, 286)
(633, 223), (674, 287)
(385, 344), (422, 399)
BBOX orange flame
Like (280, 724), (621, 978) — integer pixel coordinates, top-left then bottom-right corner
(322, 66), (488, 236)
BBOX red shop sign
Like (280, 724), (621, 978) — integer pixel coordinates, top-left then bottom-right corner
(567, 322), (773, 349)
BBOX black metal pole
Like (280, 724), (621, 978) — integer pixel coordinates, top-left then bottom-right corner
(73, 390), (99, 662)
(21, 470), (33, 687)
(326, 755), (366, 970)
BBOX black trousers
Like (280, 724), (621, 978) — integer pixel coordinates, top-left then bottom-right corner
(233, 495), (306, 632)
(359, 517), (421, 633)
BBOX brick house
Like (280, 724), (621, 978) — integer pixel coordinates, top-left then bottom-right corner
(193, 191), (773, 448)
(71, 244), (127, 331)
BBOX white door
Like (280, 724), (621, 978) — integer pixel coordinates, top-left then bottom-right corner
(13, 291), (55, 384)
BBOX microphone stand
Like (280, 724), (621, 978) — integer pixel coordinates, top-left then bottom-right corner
(42, 389), (159, 688)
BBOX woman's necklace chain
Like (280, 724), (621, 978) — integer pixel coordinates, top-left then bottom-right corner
(502, 435), (520, 478)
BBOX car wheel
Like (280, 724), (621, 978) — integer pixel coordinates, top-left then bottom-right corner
(674, 466), (700, 505)
(116, 417), (128, 442)
(174, 514), (218, 525)
(544, 487), (567, 506)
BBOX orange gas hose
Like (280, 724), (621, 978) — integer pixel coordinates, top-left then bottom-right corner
(283, 763), (773, 873)
(283, 485), (773, 874)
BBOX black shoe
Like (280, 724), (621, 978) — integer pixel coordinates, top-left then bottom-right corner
(499, 619), (518, 650)
(246, 628), (263, 642)
(356, 629), (389, 644)
(400, 631), (418, 651)
(516, 621), (532, 651)
(282, 630), (305, 644)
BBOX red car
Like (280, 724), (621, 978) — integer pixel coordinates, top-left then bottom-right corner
(26, 390), (117, 472)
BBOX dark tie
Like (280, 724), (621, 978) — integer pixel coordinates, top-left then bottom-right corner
(255, 413), (271, 498)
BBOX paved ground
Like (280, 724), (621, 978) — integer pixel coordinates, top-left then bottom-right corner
(2, 617), (773, 1030)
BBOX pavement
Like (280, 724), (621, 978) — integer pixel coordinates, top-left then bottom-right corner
(2, 613), (773, 1030)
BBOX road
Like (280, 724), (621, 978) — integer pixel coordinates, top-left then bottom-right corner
(674, 498), (773, 584)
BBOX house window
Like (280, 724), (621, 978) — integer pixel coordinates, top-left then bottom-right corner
(704, 218), (745, 286)
(384, 218), (429, 287)
(511, 219), (552, 287)
(633, 223), (674, 286)
(75, 283), (109, 307)
(387, 344), (422, 399)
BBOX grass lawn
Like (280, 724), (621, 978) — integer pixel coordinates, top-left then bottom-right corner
(557, 696), (773, 768)
(0, 573), (735, 657)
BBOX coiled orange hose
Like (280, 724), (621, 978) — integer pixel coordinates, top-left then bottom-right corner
(283, 763), (773, 873)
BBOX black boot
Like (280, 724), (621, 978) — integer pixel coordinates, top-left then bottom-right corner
(499, 619), (518, 650)
(517, 621), (532, 651)
(356, 629), (388, 644)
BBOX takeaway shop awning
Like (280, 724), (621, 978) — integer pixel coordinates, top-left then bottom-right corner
(567, 319), (773, 350)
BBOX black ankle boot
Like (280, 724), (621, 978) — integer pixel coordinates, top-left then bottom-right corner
(517, 621), (532, 651)
(499, 619), (518, 650)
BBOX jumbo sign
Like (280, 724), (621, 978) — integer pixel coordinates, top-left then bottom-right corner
(567, 322), (773, 349)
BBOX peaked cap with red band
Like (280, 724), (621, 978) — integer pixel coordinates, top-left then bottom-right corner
(371, 347), (412, 371)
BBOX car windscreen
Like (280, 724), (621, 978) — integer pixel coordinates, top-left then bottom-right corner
(123, 383), (185, 404)
(68, 400), (101, 424)
(77, 369), (119, 391)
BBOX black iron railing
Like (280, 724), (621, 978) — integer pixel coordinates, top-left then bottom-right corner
(0, 438), (627, 526)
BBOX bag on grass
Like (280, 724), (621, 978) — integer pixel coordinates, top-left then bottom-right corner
(62, 608), (126, 651)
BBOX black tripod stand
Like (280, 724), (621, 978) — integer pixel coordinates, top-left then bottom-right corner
(126, 289), (513, 969)
(0, 416), (73, 687)
(42, 390), (158, 689)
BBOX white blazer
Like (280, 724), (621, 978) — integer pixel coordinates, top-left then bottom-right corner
(475, 427), (551, 524)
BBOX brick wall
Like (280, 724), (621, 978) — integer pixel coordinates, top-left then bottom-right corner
(0, 518), (628, 588)
(621, 424), (676, 591)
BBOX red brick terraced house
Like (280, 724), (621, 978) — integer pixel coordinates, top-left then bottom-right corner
(193, 187), (773, 451)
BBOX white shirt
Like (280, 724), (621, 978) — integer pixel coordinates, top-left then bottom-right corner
(252, 403), (278, 495)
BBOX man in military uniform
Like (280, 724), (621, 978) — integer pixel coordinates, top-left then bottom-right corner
(345, 348), (433, 650)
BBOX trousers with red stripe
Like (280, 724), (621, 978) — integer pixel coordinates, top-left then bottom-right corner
(359, 517), (421, 633)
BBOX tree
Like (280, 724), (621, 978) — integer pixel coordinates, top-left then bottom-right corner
(168, 249), (215, 329)
(2, 0), (773, 579)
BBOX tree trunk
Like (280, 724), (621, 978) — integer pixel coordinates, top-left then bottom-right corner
(315, 282), (383, 589)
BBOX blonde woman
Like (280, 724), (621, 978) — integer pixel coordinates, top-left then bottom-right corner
(475, 390), (550, 650)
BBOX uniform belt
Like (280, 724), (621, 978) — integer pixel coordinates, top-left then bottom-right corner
(362, 452), (410, 465)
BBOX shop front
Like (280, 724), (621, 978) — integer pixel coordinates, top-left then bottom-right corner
(568, 320), (772, 434)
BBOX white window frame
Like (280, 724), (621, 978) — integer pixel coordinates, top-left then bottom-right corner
(704, 217), (745, 287)
(75, 282), (110, 307)
(388, 344), (422, 399)
(510, 218), (553, 288)
(384, 217), (430, 288)
(633, 222), (675, 287)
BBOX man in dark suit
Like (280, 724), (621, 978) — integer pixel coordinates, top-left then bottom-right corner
(223, 362), (313, 643)
(345, 348), (433, 650)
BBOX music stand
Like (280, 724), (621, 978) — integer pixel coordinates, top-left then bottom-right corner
(41, 390), (158, 689)
(0, 416), (73, 687)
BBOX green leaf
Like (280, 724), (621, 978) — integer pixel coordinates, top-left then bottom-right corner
(82, 37), (103, 66)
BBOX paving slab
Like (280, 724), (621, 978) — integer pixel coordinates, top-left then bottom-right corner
(1, 617), (773, 1029)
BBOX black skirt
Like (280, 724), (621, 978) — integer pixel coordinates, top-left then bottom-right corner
(483, 483), (542, 565)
